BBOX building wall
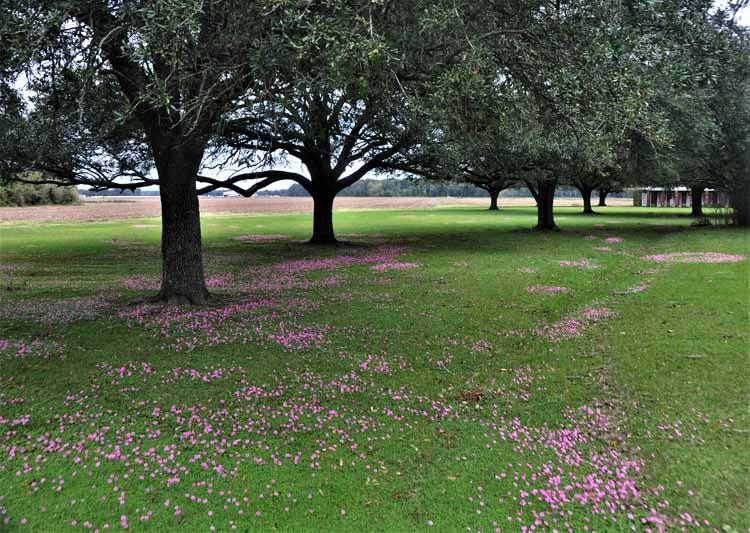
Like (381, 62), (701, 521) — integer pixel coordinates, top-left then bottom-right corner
(633, 189), (730, 208)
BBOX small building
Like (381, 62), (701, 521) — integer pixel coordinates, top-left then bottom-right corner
(632, 187), (730, 208)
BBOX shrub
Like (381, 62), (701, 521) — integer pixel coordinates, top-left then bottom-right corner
(0, 181), (79, 206)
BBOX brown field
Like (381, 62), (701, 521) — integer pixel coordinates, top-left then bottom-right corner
(0, 195), (632, 223)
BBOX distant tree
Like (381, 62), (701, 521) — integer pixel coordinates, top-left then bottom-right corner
(472, 176), (516, 211)
(628, 1), (749, 224)
(570, 129), (656, 214)
(599, 190), (609, 207)
(702, 15), (749, 225)
(202, 2), (455, 244)
(597, 181), (624, 207)
(381, 129), (521, 210)
(516, 99), (652, 230)
(568, 170), (607, 215)
(407, 0), (663, 230)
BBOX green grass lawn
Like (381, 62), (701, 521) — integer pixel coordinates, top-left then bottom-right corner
(0, 205), (748, 532)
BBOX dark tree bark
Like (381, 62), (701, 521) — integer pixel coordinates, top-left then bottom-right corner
(526, 179), (557, 230)
(536, 181), (557, 230)
(152, 142), (208, 304)
(488, 188), (500, 210)
(576, 185), (595, 214)
(582, 189), (594, 214)
(730, 186), (749, 227)
(95, 13), (211, 304)
(309, 189), (337, 244)
(734, 202), (749, 226)
(598, 189), (609, 207)
(690, 186), (704, 217)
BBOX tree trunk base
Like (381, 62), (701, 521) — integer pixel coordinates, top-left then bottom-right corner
(732, 204), (749, 227)
(152, 143), (209, 308)
(598, 190), (609, 207)
(306, 236), (339, 246)
(533, 180), (557, 231)
(579, 187), (596, 215)
(148, 289), (210, 306)
(488, 189), (500, 211)
(488, 205), (499, 211)
(690, 187), (704, 217)
(310, 193), (337, 245)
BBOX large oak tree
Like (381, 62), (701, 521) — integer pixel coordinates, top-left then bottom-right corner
(0, 1), (301, 302)
(201, 1), (459, 244)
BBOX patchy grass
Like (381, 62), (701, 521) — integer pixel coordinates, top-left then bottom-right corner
(0, 205), (747, 532)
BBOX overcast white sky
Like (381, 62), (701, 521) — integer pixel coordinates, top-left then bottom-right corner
(730, 1), (749, 24)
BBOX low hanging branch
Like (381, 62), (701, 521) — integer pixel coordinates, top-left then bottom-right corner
(195, 171), (313, 197)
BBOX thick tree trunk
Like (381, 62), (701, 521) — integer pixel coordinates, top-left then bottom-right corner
(534, 181), (557, 230)
(309, 191), (337, 244)
(690, 187), (704, 217)
(153, 145), (208, 304)
(598, 189), (608, 207)
(731, 186), (749, 227)
(734, 201), (749, 226)
(579, 186), (595, 214)
(488, 188), (500, 211)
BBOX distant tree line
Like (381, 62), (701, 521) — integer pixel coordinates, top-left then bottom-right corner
(77, 189), (151, 197)
(260, 179), (486, 198)
(258, 179), (629, 199)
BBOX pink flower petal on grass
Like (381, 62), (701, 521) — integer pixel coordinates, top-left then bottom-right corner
(371, 261), (420, 271)
(643, 252), (746, 264)
(526, 285), (570, 294)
